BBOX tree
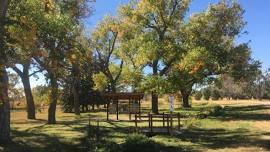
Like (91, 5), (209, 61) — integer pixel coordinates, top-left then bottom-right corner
(61, 32), (95, 114)
(264, 69), (270, 99)
(211, 89), (221, 100)
(118, 0), (190, 113)
(12, 62), (39, 119)
(194, 91), (202, 100)
(253, 69), (270, 100)
(203, 88), (211, 101)
(0, 0), (10, 143)
(32, 0), (77, 124)
(7, 72), (24, 109)
(61, 0), (94, 115)
(92, 16), (124, 92)
(5, 0), (54, 119)
(168, 1), (248, 107)
(7, 3), (38, 119)
(217, 74), (245, 99)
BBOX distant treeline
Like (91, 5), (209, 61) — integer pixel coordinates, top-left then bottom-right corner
(194, 72), (270, 100)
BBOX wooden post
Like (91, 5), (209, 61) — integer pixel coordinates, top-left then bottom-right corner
(177, 113), (180, 131)
(166, 114), (169, 134)
(150, 114), (153, 133)
(162, 112), (165, 127)
(116, 100), (119, 120)
(139, 100), (141, 120)
(107, 102), (109, 121)
(129, 99), (131, 120)
(135, 114), (137, 129)
(97, 119), (100, 141)
(170, 114), (173, 133)
(88, 114), (91, 126)
(148, 114), (151, 129)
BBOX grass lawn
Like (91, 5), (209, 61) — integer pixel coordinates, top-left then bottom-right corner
(1, 99), (270, 152)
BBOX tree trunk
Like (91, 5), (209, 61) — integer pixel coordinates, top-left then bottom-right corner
(151, 61), (159, 114)
(0, 0), (10, 143)
(92, 104), (95, 110)
(0, 0), (9, 22)
(72, 64), (80, 116)
(48, 74), (58, 124)
(72, 85), (80, 115)
(21, 74), (35, 119)
(151, 92), (159, 114)
(0, 67), (10, 142)
(13, 63), (36, 119)
(110, 80), (116, 93)
(181, 90), (191, 108)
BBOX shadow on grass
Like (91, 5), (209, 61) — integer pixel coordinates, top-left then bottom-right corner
(224, 105), (270, 112)
(219, 105), (270, 121)
(5, 103), (270, 152)
(178, 127), (270, 151)
(84, 124), (197, 152)
(0, 130), (87, 152)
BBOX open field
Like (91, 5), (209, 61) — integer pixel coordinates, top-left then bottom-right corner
(1, 99), (270, 152)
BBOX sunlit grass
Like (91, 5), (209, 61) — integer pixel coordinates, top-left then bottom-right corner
(3, 99), (270, 152)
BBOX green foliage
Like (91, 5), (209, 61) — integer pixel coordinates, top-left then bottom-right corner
(7, 72), (23, 101)
(203, 88), (211, 100)
(211, 89), (221, 100)
(118, 0), (190, 95)
(122, 133), (157, 152)
(32, 85), (50, 105)
(166, 1), (249, 107)
(93, 72), (108, 91)
(138, 75), (170, 95)
(209, 105), (225, 117)
(91, 15), (125, 92)
(194, 91), (202, 100)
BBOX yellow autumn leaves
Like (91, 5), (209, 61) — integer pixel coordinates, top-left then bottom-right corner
(7, 15), (38, 53)
(177, 47), (209, 74)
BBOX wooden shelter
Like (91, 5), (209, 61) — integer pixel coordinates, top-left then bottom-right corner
(103, 93), (144, 120)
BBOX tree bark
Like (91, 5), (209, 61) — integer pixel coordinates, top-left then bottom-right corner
(22, 76), (35, 119)
(151, 92), (159, 114)
(48, 74), (58, 124)
(0, 0), (9, 22)
(0, 67), (10, 143)
(0, 0), (10, 143)
(110, 80), (116, 93)
(13, 64), (36, 120)
(151, 61), (159, 114)
(72, 64), (80, 116)
(181, 90), (191, 108)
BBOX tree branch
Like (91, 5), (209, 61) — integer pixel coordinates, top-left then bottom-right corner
(12, 66), (23, 78)
(114, 60), (124, 82)
(29, 69), (43, 77)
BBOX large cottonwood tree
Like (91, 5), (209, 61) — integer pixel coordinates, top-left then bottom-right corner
(32, 0), (77, 124)
(92, 16), (124, 92)
(118, 0), (190, 113)
(7, 0), (42, 119)
(168, 1), (252, 107)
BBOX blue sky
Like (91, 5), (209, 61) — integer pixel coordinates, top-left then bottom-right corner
(28, 0), (270, 87)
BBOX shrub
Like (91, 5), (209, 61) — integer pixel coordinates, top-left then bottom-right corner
(194, 91), (202, 100)
(209, 105), (224, 116)
(211, 89), (220, 100)
(203, 89), (211, 100)
(121, 133), (157, 152)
